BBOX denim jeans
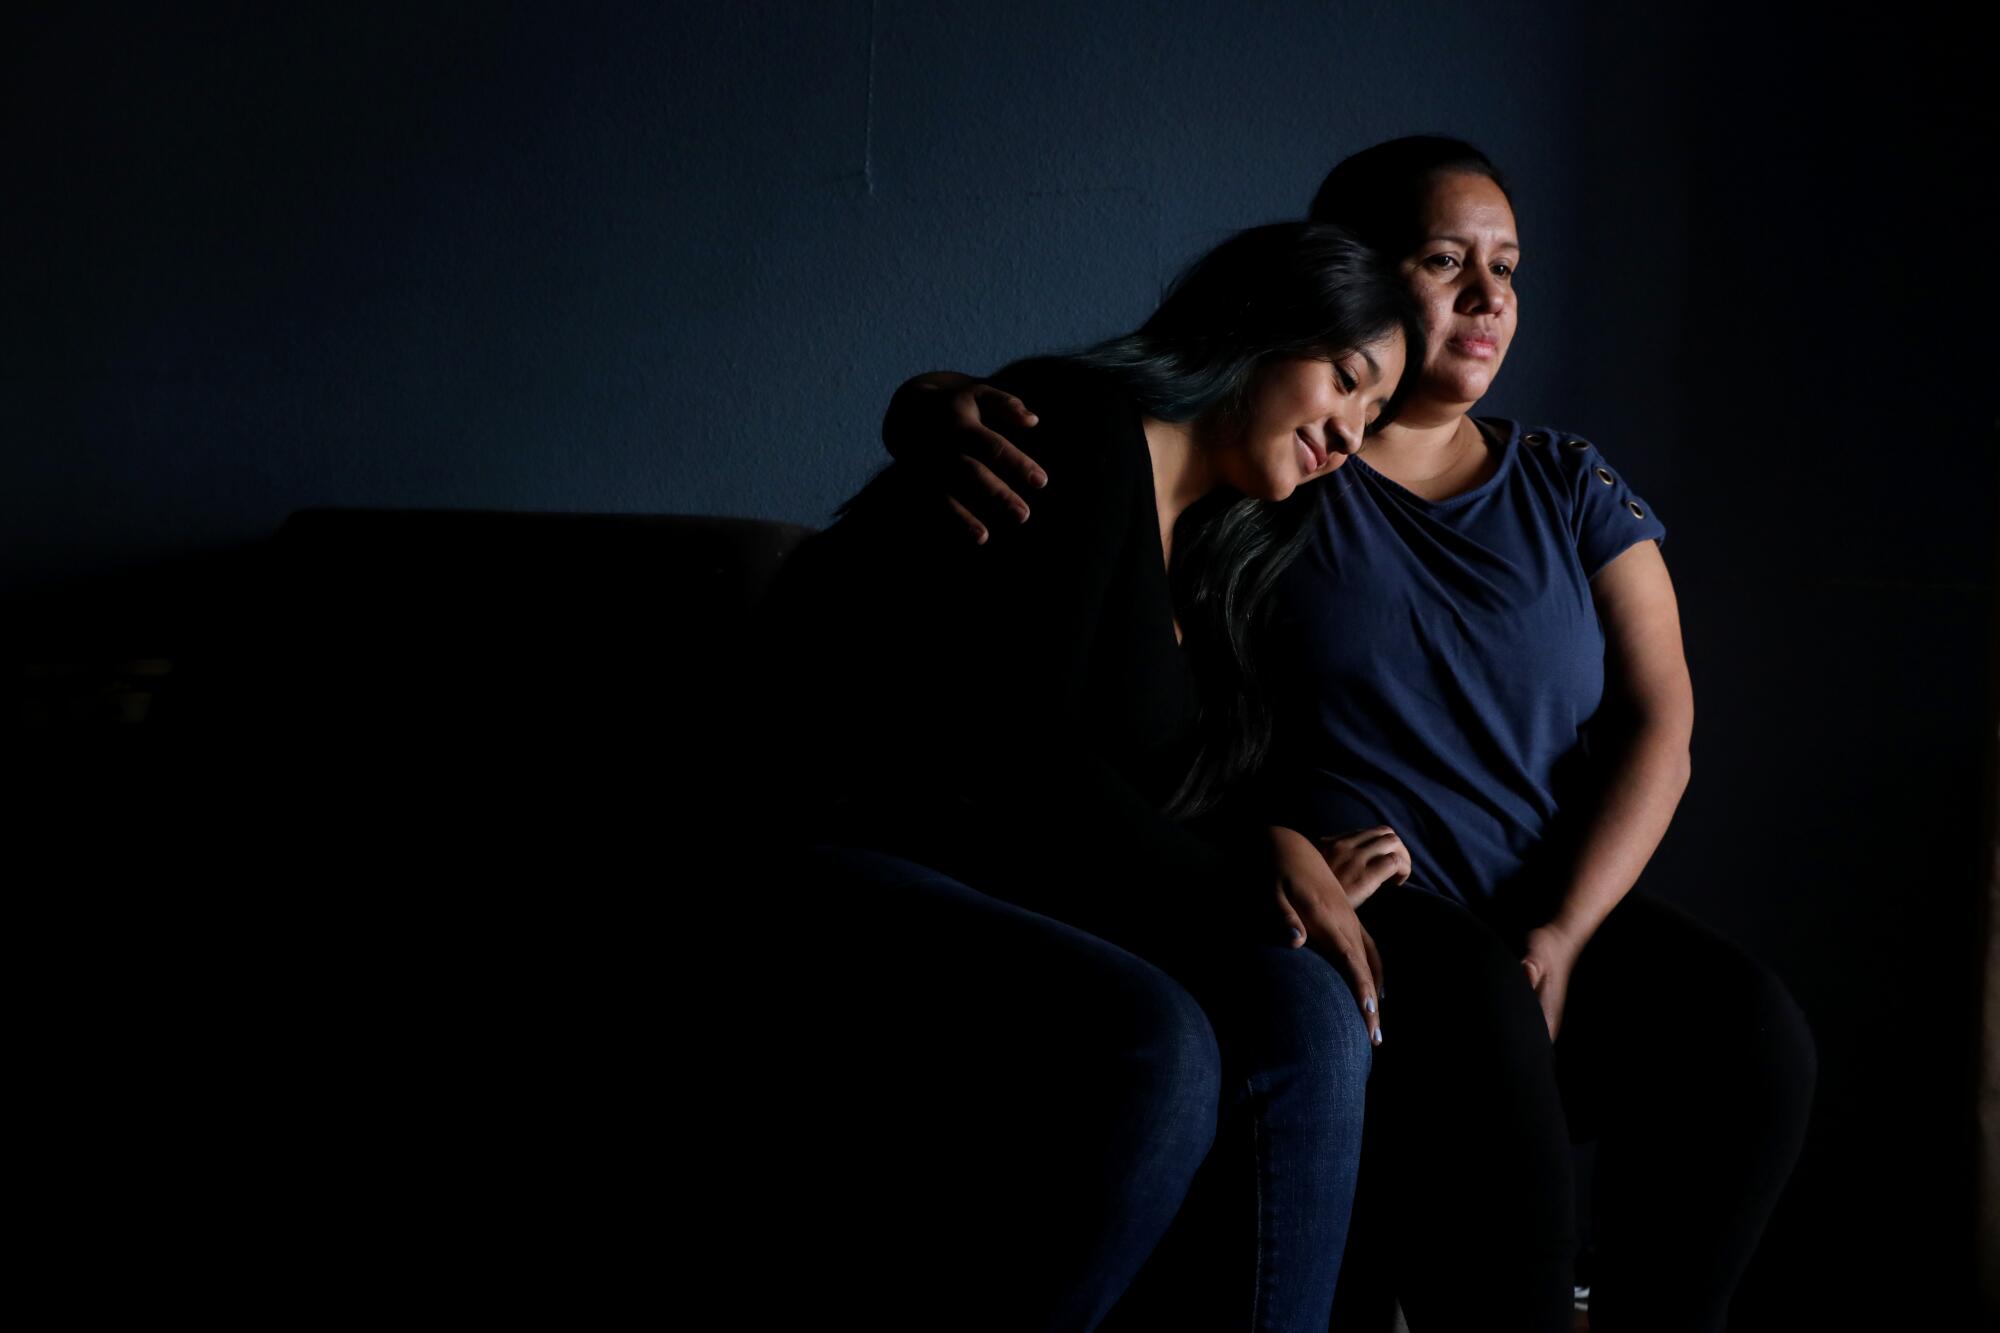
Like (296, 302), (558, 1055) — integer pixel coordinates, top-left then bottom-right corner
(1105, 928), (1376, 1333)
(755, 843), (1372, 1333)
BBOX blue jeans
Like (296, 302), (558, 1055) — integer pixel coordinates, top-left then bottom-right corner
(762, 844), (1371, 1332)
(1107, 927), (1376, 1332)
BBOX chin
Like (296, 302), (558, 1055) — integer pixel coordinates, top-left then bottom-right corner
(1429, 370), (1493, 404)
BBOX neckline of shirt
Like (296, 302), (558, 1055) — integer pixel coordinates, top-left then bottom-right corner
(1345, 416), (1521, 511)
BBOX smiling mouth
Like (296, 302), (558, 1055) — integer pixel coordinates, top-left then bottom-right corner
(1295, 428), (1328, 472)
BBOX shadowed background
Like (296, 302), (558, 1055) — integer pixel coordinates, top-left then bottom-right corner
(4, 2), (1989, 1326)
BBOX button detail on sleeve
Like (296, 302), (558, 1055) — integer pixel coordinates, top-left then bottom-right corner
(1595, 466), (1615, 485)
(1564, 438), (1589, 451)
(1524, 431), (1548, 446)
(1626, 500), (1646, 519)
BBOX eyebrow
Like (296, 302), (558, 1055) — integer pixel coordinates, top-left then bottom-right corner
(1426, 233), (1521, 252)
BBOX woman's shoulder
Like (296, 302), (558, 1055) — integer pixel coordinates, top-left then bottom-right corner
(992, 358), (1141, 438)
(1491, 417), (1669, 563)
(1496, 419), (1631, 462)
(990, 353), (1124, 403)
(1492, 418), (1624, 488)
(988, 356), (1150, 490)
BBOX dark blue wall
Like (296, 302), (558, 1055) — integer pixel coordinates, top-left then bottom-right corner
(6, 0), (1670, 591)
(5, 3), (1988, 1327)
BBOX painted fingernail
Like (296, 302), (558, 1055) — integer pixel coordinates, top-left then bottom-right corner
(1365, 997), (1377, 1014)
(1372, 1027), (1383, 1045)
(1290, 927), (1304, 941)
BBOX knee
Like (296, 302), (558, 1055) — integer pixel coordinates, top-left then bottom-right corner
(1732, 965), (1818, 1116)
(1224, 948), (1375, 1109)
(1288, 954), (1376, 1087)
(1372, 888), (1549, 1051)
(1060, 965), (1222, 1187)
(1125, 969), (1225, 1134)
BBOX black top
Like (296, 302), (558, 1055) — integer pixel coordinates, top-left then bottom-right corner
(756, 357), (1261, 950)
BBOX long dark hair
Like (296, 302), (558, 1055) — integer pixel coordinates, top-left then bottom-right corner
(1307, 135), (1514, 257)
(1066, 222), (1422, 818)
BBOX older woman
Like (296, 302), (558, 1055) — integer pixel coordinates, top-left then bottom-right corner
(883, 137), (1817, 1333)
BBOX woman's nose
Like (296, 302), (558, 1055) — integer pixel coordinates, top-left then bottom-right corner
(1330, 410), (1365, 456)
(1460, 270), (1508, 314)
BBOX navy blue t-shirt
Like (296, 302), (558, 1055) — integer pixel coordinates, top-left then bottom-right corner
(1259, 418), (1668, 910)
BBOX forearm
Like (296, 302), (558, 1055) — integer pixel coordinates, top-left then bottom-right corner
(1538, 714), (1692, 949)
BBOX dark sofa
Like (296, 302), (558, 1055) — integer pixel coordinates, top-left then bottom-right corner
(12, 507), (828, 1317)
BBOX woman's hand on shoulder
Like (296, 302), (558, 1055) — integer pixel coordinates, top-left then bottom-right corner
(881, 371), (1047, 545)
(1266, 826), (1384, 1044)
(1316, 825), (1412, 909)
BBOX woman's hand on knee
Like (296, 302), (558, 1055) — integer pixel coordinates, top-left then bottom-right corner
(1316, 825), (1412, 909)
(1265, 826), (1385, 1045)
(1519, 923), (1583, 1041)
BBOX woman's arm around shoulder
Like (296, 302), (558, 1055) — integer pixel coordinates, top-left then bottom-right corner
(881, 368), (1051, 543)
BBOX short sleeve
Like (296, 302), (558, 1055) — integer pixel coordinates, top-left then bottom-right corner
(1556, 433), (1668, 580)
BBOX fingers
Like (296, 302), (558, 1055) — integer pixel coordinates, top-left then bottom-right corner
(1523, 961), (1562, 1040)
(1347, 929), (1383, 1046)
(983, 435), (1049, 499)
(1374, 834), (1412, 885)
(949, 452), (1031, 533)
(1305, 911), (1382, 1045)
(969, 386), (1043, 446)
(946, 496), (988, 546)
(1361, 846), (1411, 890)
(1273, 883), (1308, 948)
(958, 388), (1047, 500)
(1335, 843), (1406, 910)
(1333, 826), (1413, 891)
(1362, 927), (1387, 1016)
(1323, 825), (1401, 856)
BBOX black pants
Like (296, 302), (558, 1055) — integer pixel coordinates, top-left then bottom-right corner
(1329, 886), (1817, 1333)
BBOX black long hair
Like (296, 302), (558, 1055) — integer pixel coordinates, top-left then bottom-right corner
(1064, 222), (1422, 818)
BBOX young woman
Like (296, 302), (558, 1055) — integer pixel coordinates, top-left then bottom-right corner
(881, 137), (1818, 1333)
(753, 221), (1418, 1333)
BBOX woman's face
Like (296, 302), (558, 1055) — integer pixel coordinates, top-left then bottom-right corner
(1401, 171), (1519, 407)
(1222, 328), (1407, 501)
